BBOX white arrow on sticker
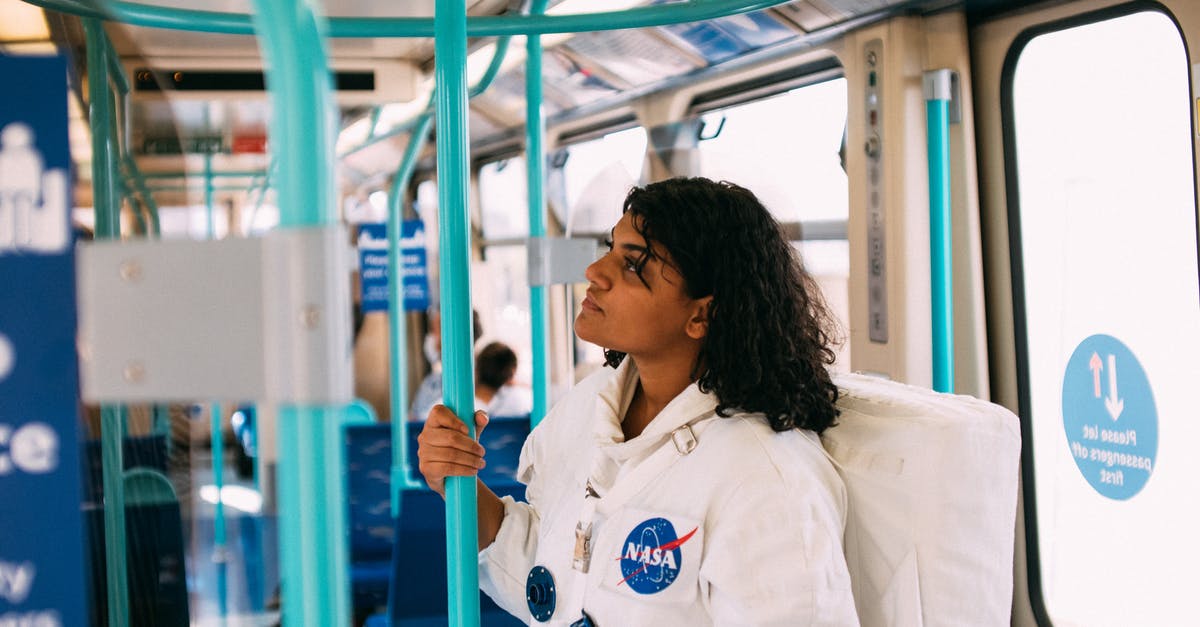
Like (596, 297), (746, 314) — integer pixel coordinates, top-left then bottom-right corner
(1105, 353), (1124, 421)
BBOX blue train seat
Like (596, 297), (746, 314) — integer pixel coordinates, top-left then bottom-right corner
(385, 484), (526, 627)
(86, 468), (189, 627)
(345, 422), (398, 614)
(82, 434), (170, 505)
(345, 415), (530, 626)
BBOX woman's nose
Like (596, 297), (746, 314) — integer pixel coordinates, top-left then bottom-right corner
(584, 256), (610, 288)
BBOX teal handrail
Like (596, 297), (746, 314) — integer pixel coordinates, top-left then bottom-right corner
(248, 1), (350, 626)
(924, 69), (954, 394)
(434, 1), (480, 625)
(527, 0), (550, 427)
(388, 111), (432, 511)
(121, 155), (160, 235)
(386, 19), (519, 513)
(116, 176), (148, 235)
(26, 0), (789, 37)
(84, 16), (130, 627)
(339, 31), (512, 159)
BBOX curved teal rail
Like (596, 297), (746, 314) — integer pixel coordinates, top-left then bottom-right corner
(340, 29), (512, 160)
(27, 0), (788, 37)
(527, 0), (550, 427)
(84, 16), (130, 627)
(388, 112), (432, 510)
(248, 1), (349, 626)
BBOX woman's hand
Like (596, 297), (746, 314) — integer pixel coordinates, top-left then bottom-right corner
(416, 405), (489, 497)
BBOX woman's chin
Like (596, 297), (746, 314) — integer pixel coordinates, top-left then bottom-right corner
(573, 318), (606, 349)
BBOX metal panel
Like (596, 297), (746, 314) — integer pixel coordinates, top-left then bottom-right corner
(77, 226), (353, 404)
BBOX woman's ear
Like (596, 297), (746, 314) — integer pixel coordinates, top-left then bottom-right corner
(685, 296), (713, 340)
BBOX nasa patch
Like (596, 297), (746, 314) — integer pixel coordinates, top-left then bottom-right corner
(617, 517), (698, 595)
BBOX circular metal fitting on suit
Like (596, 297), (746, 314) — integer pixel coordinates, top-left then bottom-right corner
(526, 565), (556, 622)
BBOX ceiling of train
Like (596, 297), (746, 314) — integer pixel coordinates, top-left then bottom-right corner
(0, 0), (1030, 210)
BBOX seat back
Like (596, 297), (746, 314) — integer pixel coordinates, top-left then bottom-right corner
(346, 415), (531, 624)
(823, 374), (1021, 627)
(82, 434), (169, 505)
(87, 468), (189, 627)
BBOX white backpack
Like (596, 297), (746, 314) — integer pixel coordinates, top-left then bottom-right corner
(824, 374), (1022, 627)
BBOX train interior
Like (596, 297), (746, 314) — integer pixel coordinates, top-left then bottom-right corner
(0, 0), (1196, 625)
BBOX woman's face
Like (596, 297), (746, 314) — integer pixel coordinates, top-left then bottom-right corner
(574, 213), (706, 361)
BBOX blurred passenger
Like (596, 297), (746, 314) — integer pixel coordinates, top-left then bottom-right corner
(409, 307), (482, 421)
(474, 342), (533, 417)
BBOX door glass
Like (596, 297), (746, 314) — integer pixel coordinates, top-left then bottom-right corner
(1010, 10), (1199, 625)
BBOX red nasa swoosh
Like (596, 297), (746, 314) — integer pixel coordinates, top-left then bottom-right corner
(616, 526), (698, 586)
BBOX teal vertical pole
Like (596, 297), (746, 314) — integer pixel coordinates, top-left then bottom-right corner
(84, 18), (130, 627)
(434, 1), (480, 626)
(388, 113), (433, 514)
(526, 0), (551, 427)
(205, 154), (228, 581)
(249, 0), (349, 625)
(386, 33), (515, 513)
(924, 69), (954, 393)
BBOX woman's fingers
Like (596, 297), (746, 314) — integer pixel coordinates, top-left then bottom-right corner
(417, 405), (490, 497)
(427, 404), (469, 434)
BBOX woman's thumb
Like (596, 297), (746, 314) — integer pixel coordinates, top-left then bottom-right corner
(475, 410), (489, 437)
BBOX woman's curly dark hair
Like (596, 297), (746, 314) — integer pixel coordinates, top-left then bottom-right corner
(602, 177), (842, 433)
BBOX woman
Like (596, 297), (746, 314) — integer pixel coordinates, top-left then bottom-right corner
(418, 177), (858, 626)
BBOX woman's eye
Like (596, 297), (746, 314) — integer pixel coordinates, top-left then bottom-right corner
(623, 257), (638, 272)
(602, 237), (613, 251)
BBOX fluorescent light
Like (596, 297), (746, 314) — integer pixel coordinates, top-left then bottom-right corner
(199, 484), (263, 515)
(0, 0), (50, 41)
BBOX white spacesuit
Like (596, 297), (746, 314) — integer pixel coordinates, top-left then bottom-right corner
(479, 358), (859, 626)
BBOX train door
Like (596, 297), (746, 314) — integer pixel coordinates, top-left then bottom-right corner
(972, 1), (1200, 625)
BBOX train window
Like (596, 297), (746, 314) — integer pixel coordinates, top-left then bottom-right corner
(696, 77), (848, 226)
(1007, 9), (1198, 626)
(697, 78), (850, 369)
(478, 157), (529, 240)
(555, 127), (648, 372)
(473, 157), (533, 390)
(474, 244), (534, 387)
(559, 126), (647, 234)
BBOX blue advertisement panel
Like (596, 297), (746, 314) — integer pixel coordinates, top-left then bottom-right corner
(358, 222), (389, 312)
(0, 55), (87, 626)
(400, 219), (430, 312)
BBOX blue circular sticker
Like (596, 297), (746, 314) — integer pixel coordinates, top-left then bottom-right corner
(1062, 334), (1157, 500)
(618, 518), (696, 595)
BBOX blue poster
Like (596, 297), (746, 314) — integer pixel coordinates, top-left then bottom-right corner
(0, 55), (88, 626)
(1062, 334), (1158, 500)
(400, 219), (430, 312)
(358, 223), (389, 312)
